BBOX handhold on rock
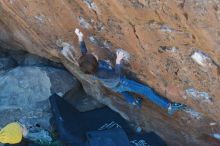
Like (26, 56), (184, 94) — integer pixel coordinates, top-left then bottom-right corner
(191, 51), (213, 67)
(158, 46), (178, 53)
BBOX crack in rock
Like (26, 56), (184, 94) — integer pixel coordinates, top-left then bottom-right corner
(129, 22), (145, 50)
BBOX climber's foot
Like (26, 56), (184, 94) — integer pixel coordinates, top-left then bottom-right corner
(168, 103), (187, 115)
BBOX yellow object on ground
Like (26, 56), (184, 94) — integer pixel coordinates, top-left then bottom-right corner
(0, 122), (23, 144)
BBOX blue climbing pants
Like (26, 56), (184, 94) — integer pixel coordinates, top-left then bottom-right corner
(113, 77), (170, 109)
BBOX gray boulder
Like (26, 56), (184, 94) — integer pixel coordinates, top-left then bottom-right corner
(0, 57), (17, 73)
(0, 66), (79, 129)
(21, 53), (63, 68)
(63, 83), (104, 112)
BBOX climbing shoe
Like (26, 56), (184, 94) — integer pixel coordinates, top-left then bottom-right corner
(168, 103), (187, 115)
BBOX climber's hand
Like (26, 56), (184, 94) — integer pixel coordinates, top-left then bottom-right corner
(75, 28), (83, 41)
(116, 50), (126, 64)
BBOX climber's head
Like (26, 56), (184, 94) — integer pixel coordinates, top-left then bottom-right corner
(78, 54), (98, 74)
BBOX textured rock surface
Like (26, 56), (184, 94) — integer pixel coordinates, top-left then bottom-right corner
(21, 53), (62, 67)
(0, 48), (18, 73)
(0, 57), (17, 73)
(0, 66), (77, 131)
(0, 0), (220, 145)
(63, 82), (105, 112)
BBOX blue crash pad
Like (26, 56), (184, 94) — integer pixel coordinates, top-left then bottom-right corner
(49, 94), (167, 146)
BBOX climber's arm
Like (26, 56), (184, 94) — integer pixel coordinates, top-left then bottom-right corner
(75, 28), (87, 55)
(79, 41), (88, 55)
(115, 50), (125, 75)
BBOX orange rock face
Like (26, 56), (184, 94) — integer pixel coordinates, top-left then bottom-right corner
(0, 0), (220, 145)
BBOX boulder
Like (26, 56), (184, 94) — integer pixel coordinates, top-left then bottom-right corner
(0, 57), (17, 73)
(63, 83), (104, 112)
(21, 53), (63, 68)
(0, 66), (78, 130)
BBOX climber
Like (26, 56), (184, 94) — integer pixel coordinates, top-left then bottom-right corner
(73, 28), (186, 115)
(0, 122), (28, 144)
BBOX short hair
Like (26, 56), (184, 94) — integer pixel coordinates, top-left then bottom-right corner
(78, 54), (98, 74)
